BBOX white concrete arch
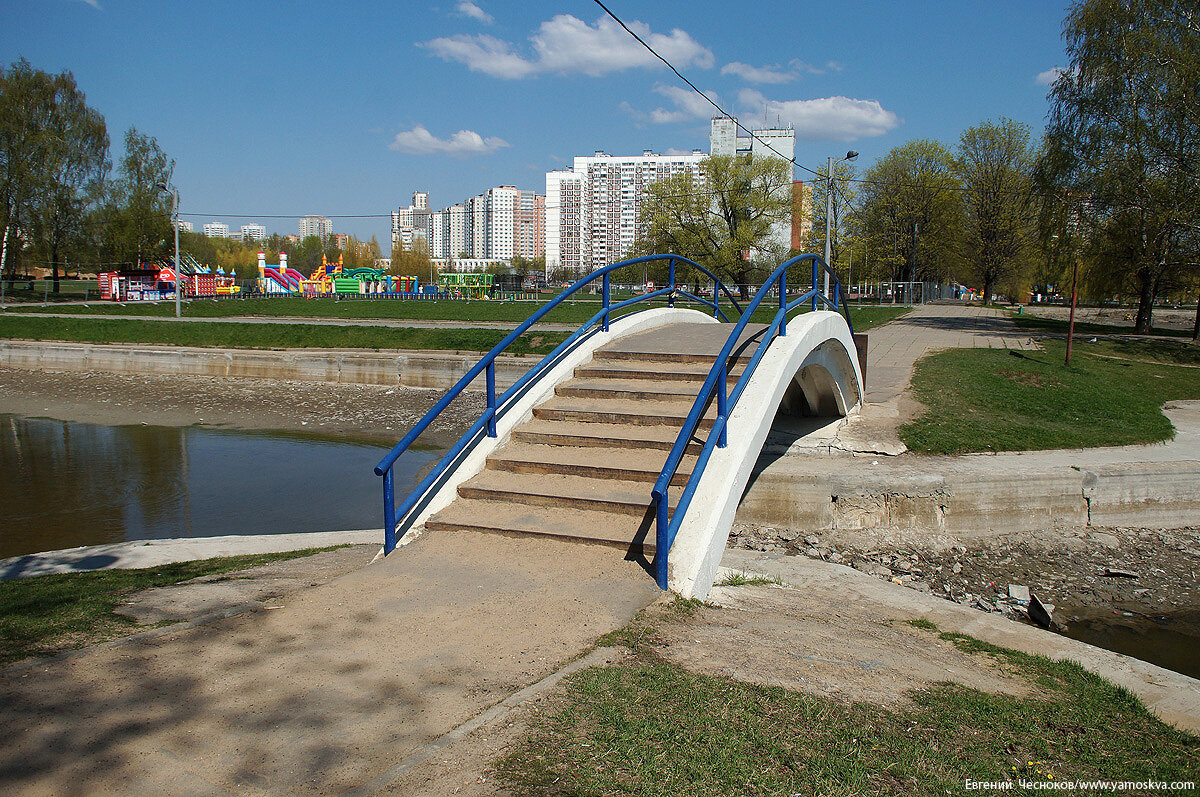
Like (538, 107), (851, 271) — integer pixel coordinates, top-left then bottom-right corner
(667, 310), (863, 598)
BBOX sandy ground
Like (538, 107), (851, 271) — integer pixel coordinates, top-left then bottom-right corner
(1024, 304), (1199, 332)
(0, 366), (481, 447)
(0, 531), (660, 795)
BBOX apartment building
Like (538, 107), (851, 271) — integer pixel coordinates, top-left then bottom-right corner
(419, 186), (544, 265)
(299, 215), (332, 239)
(545, 149), (706, 276)
(240, 223), (267, 242)
(202, 221), (229, 238)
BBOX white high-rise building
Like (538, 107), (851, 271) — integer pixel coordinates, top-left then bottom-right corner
(424, 188), (543, 264)
(391, 192), (433, 253)
(175, 220), (194, 233)
(202, 221), (230, 238)
(241, 223), (267, 241)
(545, 150), (705, 276)
(709, 116), (797, 255)
(300, 215), (332, 239)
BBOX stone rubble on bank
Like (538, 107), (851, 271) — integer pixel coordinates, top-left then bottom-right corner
(727, 523), (1200, 622)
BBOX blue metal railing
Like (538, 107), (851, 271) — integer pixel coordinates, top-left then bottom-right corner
(650, 254), (853, 589)
(374, 254), (744, 554)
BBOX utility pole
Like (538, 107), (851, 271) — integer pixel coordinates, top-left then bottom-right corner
(824, 156), (834, 298)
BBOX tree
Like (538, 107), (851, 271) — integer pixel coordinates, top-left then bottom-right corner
(955, 119), (1038, 304)
(805, 160), (859, 275)
(1038, 0), (1200, 332)
(102, 127), (174, 268)
(0, 59), (109, 288)
(852, 140), (963, 288)
(391, 236), (432, 281)
(633, 154), (792, 297)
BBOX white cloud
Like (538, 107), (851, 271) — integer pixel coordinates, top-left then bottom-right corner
(748, 95), (901, 141)
(388, 125), (510, 156)
(647, 84), (719, 123)
(421, 34), (537, 79)
(421, 14), (713, 79)
(456, 1), (492, 24)
(78, 0), (101, 8)
(721, 62), (795, 84)
(1036, 66), (1065, 86)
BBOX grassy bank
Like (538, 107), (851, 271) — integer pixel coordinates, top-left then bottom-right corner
(0, 315), (566, 355)
(5, 295), (909, 331)
(497, 616), (1197, 795)
(900, 338), (1200, 454)
(0, 548), (344, 665)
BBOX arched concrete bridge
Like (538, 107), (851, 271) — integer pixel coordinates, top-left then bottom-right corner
(376, 256), (863, 599)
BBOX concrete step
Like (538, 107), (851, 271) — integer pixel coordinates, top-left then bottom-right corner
(486, 442), (696, 485)
(574, 360), (746, 384)
(555, 377), (707, 403)
(457, 470), (677, 517)
(532, 396), (717, 430)
(511, 419), (704, 454)
(424, 498), (655, 550)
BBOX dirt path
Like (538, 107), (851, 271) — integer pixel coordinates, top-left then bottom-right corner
(0, 531), (659, 795)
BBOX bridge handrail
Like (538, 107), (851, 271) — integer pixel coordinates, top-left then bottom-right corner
(649, 253), (853, 589)
(374, 253), (744, 554)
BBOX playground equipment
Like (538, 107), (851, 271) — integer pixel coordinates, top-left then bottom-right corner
(258, 252), (305, 294)
(438, 272), (493, 299)
(99, 253), (239, 301)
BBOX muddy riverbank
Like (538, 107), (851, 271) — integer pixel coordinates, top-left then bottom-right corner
(730, 522), (1200, 677)
(0, 366), (481, 448)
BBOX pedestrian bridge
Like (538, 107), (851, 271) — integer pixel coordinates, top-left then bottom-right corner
(374, 254), (863, 598)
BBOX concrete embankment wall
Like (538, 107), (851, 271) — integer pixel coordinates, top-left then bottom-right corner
(0, 340), (535, 391)
(738, 456), (1200, 537)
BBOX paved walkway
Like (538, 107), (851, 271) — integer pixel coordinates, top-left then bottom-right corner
(834, 302), (1036, 453)
(863, 302), (1035, 404)
(0, 531), (659, 794)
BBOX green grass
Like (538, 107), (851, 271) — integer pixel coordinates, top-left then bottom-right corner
(0, 315), (566, 355)
(0, 547), (347, 665)
(496, 629), (1198, 796)
(5, 294), (910, 332)
(1012, 310), (1194, 339)
(899, 339), (1200, 454)
(716, 570), (784, 587)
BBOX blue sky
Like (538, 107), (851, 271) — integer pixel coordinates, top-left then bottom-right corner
(3, 1), (1072, 252)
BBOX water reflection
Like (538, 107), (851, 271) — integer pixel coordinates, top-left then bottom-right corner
(0, 415), (433, 559)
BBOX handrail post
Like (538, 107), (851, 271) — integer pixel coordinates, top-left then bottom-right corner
(383, 468), (396, 554)
(486, 361), (497, 437)
(602, 272), (610, 332)
(655, 492), (669, 589)
(712, 280), (719, 319)
(811, 259), (820, 311)
(717, 362), (728, 448)
(779, 271), (787, 337)
(668, 258), (676, 308)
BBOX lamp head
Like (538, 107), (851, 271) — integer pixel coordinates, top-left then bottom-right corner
(845, 151), (859, 162)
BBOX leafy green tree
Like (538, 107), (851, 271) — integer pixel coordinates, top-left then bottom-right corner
(391, 236), (432, 281)
(633, 154), (792, 297)
(1038, 0), (1200, 331)
(0, 59), (109, 288)
(955, 119), (1038, 304)
(805, 160), (859, 275)
(852, 140), (963, 286)
(101, 127), (174, 268)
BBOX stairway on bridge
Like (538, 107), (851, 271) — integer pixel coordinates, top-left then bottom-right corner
(424, 321), (767, 558)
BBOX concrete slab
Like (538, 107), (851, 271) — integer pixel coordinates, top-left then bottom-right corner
(0, 529), (383, 580)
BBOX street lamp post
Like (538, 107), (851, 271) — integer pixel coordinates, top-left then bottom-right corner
(157, 183), (181, 318)
(824, 151), (858, 298)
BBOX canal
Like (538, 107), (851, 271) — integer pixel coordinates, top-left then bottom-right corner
(0, 414), (435, 559)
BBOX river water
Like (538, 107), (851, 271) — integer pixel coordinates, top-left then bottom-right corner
(0, 414), (435, 559)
